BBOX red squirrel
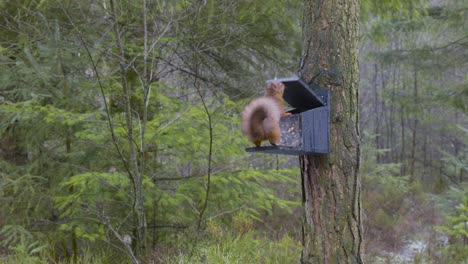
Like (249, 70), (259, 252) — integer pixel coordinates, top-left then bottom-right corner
(241, 81), (291, 147)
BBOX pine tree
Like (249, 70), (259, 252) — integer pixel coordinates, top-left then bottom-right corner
(299, 0), (363, 262)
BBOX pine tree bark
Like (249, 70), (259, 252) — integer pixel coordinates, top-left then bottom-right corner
(299, 0), (362, 263)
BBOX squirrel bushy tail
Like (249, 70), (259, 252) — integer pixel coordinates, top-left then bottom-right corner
(241, 97), (282, 146)
(241, 82), (289, 147)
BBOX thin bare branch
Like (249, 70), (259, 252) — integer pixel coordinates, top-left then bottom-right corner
(56, 0), (136, 194)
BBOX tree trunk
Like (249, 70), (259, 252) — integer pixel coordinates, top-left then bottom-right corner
(400, 93), (406, 176)
(409, 66), (418, 183)
(389, 64), (397, 162)
(373, 63), (381, 163)
(380, 66), (387, 156)
(109, 0), (147, 259)
(299, 0), (362, 263)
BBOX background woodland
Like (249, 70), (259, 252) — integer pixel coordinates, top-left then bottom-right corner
(0, 0), (466, 263)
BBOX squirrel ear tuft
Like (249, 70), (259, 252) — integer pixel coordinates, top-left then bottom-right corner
(273, 82), (284, 91)
(279, 82), (285, 90)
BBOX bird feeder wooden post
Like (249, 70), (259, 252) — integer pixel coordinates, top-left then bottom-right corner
(245, 76), (330, 155)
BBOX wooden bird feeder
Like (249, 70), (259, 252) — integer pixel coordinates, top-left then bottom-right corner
(245, 76), (330, 155)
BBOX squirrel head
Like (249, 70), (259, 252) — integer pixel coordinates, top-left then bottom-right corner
(265, 81), (285, 98)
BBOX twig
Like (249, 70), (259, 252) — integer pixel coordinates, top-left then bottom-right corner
(194, 76), (213, 231)
(56, 0), (136, 194)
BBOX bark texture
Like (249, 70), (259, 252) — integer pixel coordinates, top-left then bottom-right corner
(299, 0), (362, 263)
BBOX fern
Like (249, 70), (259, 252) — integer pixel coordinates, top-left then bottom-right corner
(0, 225), (48, 256)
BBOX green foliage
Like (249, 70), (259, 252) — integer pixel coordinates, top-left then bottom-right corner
(361, 0), (426, 22)
(361, 133), (420, 253)
(440, 195), (468, 240)
(165, 232), (300, 264)
(441, 126), (468, 184)
(0, 247), (120, 264)
(54, 172), (136, 242)
(0, 225), (48, 261)
(168, 0), (302, 97)
(435, 187), (468, 263)
(361, 0), (427, 45)
(362, 153), (409, 232)
(0, 0), (296, 261)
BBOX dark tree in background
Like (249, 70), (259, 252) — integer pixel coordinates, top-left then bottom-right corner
(299, 0), (362, 263)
